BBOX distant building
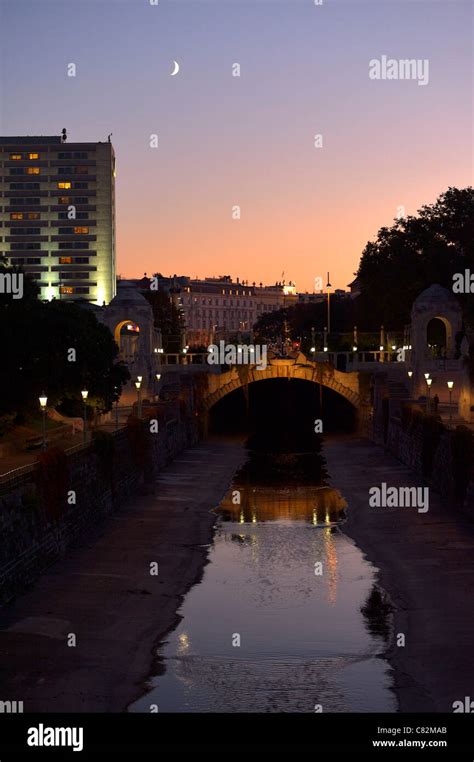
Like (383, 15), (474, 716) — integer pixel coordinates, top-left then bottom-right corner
(298, 288), (350, 303)
(298, 292), (326, 304)
(179, 276), (298, 346)
(347, 277), (362, 297)
(0, 133), (116, 304)
(130, 274), (298, 346)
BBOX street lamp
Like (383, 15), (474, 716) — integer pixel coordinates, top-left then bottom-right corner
(39, 394), (48, 450)
(81, 390), (88, 443)
(310, 346), (316, 355)
(426, 377), (432, 413)
(407, 370), (413, 380)
(135, 379), (142, 418)
(326, 273), (331, 334)
(447, 381), (454, 424)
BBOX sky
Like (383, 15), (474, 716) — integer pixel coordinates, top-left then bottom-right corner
(0, 0), (472, 292)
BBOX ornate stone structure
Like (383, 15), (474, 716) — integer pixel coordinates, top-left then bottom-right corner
(100, 280), (162, 400)
(410, 283), (463, 365)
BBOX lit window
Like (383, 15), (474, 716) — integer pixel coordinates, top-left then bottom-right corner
(10, 153), (22, 160)
(28, 153), (39, 160)
(58, 196), (71, 204)
(27, 167), (40, 175)
(58, 182), (71, 189)
(74, 226), (89, 234)
(10, 212), (24, 220)
(59, 257), (72, 264)
(60, 286), (74, 295)
(27, 212), (40, 220)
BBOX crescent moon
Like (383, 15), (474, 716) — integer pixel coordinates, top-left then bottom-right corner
(170, 60), (180, 76)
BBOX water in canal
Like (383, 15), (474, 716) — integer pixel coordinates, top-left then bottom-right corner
(130, 429), (396, 713)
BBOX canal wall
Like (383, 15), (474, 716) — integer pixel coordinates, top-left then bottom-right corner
(372, 375), (474, 517)
(0, 401), (199, 606)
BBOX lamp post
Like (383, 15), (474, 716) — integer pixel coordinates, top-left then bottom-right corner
(114, 387), (119, 431)
(39, 394), (48, 450)
(326, 273), (331, 335)
(426, 377), (432, 413)
(323, 326), (328, 353)
(81, 390), (88, 443)
(135, 379), (142, 418)
(155, 373), (161, 401)
(447, 381), (454, 424)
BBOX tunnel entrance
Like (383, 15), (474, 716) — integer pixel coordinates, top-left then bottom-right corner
(208, 377), (356, 442)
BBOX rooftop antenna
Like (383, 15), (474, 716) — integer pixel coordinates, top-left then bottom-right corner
(108, 133), (112, 143)
(61, 128), (67, 143)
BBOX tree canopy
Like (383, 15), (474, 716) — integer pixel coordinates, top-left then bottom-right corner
(143, 282), (185, 353)
(355, 187), (474, 330)
(0, 267), (129, 422)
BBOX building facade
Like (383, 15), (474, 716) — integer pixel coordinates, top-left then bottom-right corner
(178, 275), (298, 346)
(0, 134), (116, 304)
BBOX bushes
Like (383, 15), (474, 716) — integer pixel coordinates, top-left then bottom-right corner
(126, 415), (149, 467)
(420, 414), (444, 478)
(92, 430), (115, 480)
(35, 446), (69, 520)
(401, 404), (444, 477)
(451, 426), (474, 503)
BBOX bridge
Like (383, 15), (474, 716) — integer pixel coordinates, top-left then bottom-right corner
(200, 357), (363, 411)
(152, 352), (374, 434)
(104, 280), (472, 429)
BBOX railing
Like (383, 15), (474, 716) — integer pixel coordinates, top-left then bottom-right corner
(312, 350), (412, 370)
(0, 426), (131, 489)
(160, 352), (209, 365)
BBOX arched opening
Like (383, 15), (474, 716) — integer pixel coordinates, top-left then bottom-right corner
(207, 378), (354, 523)
(114, 319), (141, 361)
(426, 317), (449, 358)
(209, 377), (357, 439)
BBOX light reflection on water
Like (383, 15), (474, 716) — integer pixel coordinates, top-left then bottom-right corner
(130, 478), (396, 713)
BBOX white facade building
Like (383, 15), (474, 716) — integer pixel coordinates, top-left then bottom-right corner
(179, 276), (297, 346)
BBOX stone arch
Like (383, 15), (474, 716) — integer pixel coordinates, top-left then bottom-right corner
(113, 318), (141, 359)
(410, 284), (462, 362)
(201, 363), (362, 412)
(426, 315), (450, 358)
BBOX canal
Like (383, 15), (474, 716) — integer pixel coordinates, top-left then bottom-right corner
(130, 381), (397, 712)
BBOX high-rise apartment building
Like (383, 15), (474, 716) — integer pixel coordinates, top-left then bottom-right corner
(0, 134), (116, 304)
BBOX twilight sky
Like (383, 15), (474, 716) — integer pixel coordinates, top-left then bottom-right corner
(0, 0), (472, 291)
